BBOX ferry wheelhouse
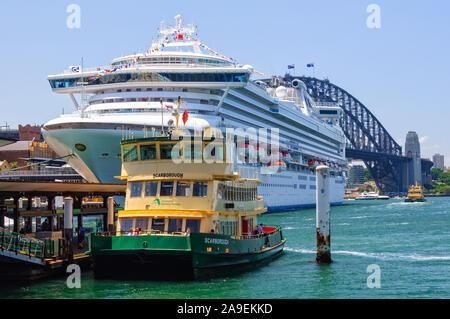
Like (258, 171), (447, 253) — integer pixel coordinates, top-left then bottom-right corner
(88, 127), (285, 280)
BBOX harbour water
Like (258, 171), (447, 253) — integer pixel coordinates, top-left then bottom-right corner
(1, 197), (449, 299)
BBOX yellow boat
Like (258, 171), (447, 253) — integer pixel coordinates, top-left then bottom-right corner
(88, 123), (286, 280)
(405, 182), (426, 202)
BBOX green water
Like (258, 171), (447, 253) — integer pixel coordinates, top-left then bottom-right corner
(1, 197), (449, 299)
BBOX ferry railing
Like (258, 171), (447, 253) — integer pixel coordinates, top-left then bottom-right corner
(93, 230), (190, 237)
(0, 228), (47, 260)
(231, 226), (282, 240)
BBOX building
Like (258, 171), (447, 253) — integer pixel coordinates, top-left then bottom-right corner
(348, 164), (365, 187)
(405, 131), (422, 186)
(432, 153), (445, 170)
(0, 160), (10, 172)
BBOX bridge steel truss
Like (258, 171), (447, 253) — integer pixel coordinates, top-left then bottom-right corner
(286, 75), (407, 194)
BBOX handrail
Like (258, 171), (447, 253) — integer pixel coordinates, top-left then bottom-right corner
(93, 229), (190, 237)
(0, 228), (46, 260)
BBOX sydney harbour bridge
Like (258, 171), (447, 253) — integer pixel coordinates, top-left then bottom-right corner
(269, 75), (433, 195)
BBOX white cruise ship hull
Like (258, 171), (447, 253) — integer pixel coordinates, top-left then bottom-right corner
(42, 127), (345, 211)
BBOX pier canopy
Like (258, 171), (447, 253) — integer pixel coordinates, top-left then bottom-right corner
(0, 181), (125, 197)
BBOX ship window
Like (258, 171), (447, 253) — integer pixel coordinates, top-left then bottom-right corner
(176, 182), (191, 197)
(135, 218), (149, 231)
(160, 181), (174, 196)
(185, 219), (201, 233)
(140, 144), (157, 160)
(204, 143), (224, 162)
(168, 218), (183, 233)
(120, 218), (133, 233)
(130, 182), (143, 197)
(217, 183), (224, 199)
(123, 145), (138, 162)
(151, 218), (165, 232)
(144, 181), (158, 197)
(192, 182), (208, 197)
(183, 142), (203, 162)
(160, 143), (178, 160)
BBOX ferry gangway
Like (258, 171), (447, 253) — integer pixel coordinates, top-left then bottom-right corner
(0, 228), (47, 265)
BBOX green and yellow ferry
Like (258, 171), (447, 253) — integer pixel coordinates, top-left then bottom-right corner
(88, 129), (285, 280)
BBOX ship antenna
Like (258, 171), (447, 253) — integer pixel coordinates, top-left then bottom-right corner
(80, 57), (88, 118)
(175, 96), (182, 130)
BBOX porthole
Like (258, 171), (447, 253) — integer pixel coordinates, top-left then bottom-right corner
(75, 144), (86, 151)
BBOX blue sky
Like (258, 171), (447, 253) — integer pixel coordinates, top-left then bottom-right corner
(0, 0), (449, 165)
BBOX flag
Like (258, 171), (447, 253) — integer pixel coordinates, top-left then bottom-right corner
(307, 63), (315, 67)
(182, 109), (189, 125)
(287, 64), (295, 69)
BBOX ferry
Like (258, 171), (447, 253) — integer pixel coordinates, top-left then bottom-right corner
(355, 191), (389, 200)
(405, 183), (426, 202)
(88, 126), (286, 280)
(42, 14), (347, 212)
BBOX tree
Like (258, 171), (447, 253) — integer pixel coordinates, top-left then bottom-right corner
(364, 169), (373, 182)
(431, 167), (443, 181)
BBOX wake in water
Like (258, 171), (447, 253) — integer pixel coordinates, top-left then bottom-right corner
(285, 247), (450, 262)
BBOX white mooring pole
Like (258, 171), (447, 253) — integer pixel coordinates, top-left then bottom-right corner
(315, 165), (332, 264)
(64, 197), (74, 261)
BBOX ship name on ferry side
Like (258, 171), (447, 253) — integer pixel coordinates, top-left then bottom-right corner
(204, 238), (229, 245)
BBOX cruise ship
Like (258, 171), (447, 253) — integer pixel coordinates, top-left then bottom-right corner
(42, 15), (347, 211)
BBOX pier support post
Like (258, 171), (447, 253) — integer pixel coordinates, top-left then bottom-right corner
(13, 197), (19, 233)
(107, 196), (115, 232)
(315, 165), (332, 264)
(64, 197), (74, 262)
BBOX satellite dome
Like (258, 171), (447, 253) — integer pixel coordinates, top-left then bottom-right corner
(275, 86), (287, 98)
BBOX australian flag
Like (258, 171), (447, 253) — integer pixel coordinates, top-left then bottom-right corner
(306, 63), (315, 67)
(287, 64), (295, 69)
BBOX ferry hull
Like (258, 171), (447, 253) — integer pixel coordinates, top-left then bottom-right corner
(89, 231), (285, 280)
(404, 198), (426, 202)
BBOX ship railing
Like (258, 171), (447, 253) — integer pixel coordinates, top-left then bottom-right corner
(0, 228), (47, 260)
(231, 226), (281, 240)
(93, 230), (190, 237)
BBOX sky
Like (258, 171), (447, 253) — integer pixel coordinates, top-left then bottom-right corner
(0, 0), (449, 166)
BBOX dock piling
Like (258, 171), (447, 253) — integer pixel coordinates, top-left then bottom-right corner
(64, 197), (73, 262)
(107, 196), (115, 232)
(315, 165), (332, 264)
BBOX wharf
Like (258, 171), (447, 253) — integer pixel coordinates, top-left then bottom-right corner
(0, 180), (125, 281)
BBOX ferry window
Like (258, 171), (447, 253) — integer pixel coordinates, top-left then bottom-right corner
(160, 181), (174, 196)
(204, 143), (224, 162)
(123, 145), (138, 162)
(168, 218), (183, 233)
(135, 218), (149, 231)
(144, 181), (158, 197)
(217, 183), (224, 199)
(160, 143), (178, 159)
(151, 218), (165, 232)
(185, 219), (201, 233)
(120, 218), (133, 233)
(176, 182), (191, 197)
(130, 182), (143, 197)
(192, 182), (208, 197)
(183, 142), (203, 162)
(140, 144), (157, 160)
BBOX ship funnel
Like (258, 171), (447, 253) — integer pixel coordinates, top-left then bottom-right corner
(292, 79), (305, 89)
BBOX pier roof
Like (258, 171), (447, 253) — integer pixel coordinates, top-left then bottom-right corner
(0, 180), (126, 197)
